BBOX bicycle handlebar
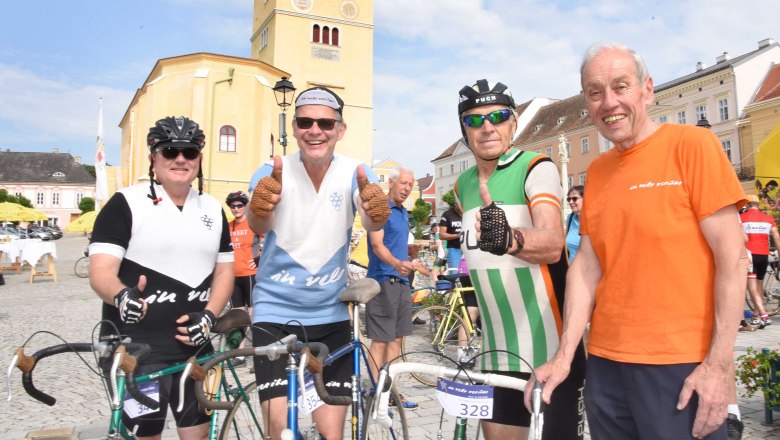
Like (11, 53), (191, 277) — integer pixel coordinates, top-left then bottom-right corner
(372, 362), (543, 440)
(190, 335), (349, 411)
(11, 342), (158, 410)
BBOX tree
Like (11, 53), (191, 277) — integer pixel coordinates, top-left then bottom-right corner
(442, 189), (456, 208)
(0, 189), (32, 207)
(83, 164), (96, 178)
(14, 195), (33, 208)
(409, 198), (432, 239)
(79, 197), (95, 213)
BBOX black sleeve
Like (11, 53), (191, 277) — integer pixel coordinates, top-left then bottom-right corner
(90, 193), (132, 249)
(439, 213), (449, 231)
(218, 210), (232, 253)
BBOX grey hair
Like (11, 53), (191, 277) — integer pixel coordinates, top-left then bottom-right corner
(580, 42), (650, 88)
(389, 166), (413, 181)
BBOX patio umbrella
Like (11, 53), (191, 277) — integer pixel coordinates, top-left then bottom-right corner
(0, 202), (48, 222)
(65, 210), (99, 233)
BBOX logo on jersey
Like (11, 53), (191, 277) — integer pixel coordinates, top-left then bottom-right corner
(329, 192), (344, 211)
(201, 214), (214, 230)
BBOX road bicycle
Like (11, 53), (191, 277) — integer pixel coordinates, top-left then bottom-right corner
(369, 359), (544, 440)
(7, 309), (323, 439)
(746, 251), (780, 315)
(74, 246), (89, 278)
(187, 277), (409, 440)
(402, 272), (481, 387)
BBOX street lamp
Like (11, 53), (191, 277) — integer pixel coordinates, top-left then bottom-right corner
(273, 77), (296, 155)
(696, 117), (712, 129)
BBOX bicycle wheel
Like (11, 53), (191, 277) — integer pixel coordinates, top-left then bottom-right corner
(74, 256), (89, 278)
(361, 385), (409, 440)
(401, 306), (479, 387)
(763, 275), (780, 316)
(219, 380), (265, 440)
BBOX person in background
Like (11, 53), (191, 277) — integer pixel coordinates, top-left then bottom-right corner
(366, 166), (418, 409)
(430, 224), (447, 281)
(439, 200), (463, 272)
(741, 194), (780, 328)
(565, 185), (584, 263)
(526, 42), (746, 439)
(89, 116), (234, 439)
(225, 190), (257, 366)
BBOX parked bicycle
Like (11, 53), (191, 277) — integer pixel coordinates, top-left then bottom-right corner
(74, 245), (89, 278)
(401, 273), (481, 387)
(6, 310), (328, 440)
(746, 251), (780, 315)
(188, 277), (408, 440)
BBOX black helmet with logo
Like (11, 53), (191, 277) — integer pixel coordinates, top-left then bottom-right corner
(147, 116), (206, 151)
(226, 191), (249, 205)
(458, 79), (515, 116)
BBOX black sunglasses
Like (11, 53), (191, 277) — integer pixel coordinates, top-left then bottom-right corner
(462, 109), (513, 128)
(229, 203), (245, 209)
(566, 196), (581, 202)
(157, 146), (201, 160)
(294, 117), (339, 131)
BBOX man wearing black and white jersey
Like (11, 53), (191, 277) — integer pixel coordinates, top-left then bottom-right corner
(89, 116), (234, 440)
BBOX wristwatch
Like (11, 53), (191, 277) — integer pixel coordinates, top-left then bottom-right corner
(510, 229), (525, 256)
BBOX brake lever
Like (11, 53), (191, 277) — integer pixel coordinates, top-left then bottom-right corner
(297, 351), (308, 404)
(532, 380), (544, 440)
(6, 354), (18, 401)
(110, 350), (123, 407)
(178, 361), (194, 413)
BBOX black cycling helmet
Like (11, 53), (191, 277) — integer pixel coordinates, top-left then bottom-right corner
(226, 190), (249, 205)
(147, 116), (206, 151)
(458, 79), (515, 116)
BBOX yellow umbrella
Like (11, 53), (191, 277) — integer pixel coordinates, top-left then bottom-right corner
(0, 202), (47, 222)
(65, 211), (99, 233)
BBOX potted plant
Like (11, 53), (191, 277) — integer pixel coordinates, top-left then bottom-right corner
(736, 346), (780, 410)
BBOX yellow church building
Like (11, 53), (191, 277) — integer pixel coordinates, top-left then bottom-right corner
(117, 0), (373, 201)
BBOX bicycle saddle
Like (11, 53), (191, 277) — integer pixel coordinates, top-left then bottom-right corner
(212, 309), (252, 334)
(439, 273), (468, 283)
(339, 278), (380, 304)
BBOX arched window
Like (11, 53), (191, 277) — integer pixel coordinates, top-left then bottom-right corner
(331, 28), (339, 46)
(312, 24), (320, 43)
(219, 125), (236, 152)
(322, 26), (330, 45)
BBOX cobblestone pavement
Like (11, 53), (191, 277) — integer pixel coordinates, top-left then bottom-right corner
(2, 233), (780, 439)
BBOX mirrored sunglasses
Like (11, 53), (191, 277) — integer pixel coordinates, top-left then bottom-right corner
(294, 117), (339, 131)
(158, 146), (201, 160)
(462, 109), (513, 128)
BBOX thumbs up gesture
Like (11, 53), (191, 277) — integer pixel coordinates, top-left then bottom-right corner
(250, 155), (283, 219)
(475, 182), (515, 256)
(357, 165), (390, 225)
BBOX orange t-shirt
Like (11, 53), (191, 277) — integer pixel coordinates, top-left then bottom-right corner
(580, 124), (746, 364)
(229, 218), (257, 277)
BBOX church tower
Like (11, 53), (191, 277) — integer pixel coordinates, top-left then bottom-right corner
(251, 0), (374, 164)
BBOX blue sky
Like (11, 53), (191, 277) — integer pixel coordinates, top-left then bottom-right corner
(1, 0), (778, 179)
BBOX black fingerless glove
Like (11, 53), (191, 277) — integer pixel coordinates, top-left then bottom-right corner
(114, 286), (145, 324)
(185, 310), (217, 346)
(478, 202), (514, 256)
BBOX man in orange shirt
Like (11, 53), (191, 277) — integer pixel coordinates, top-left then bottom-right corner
(526, 42), (746, 439)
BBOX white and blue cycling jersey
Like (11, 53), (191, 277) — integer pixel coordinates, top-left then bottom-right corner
(248, 152), (377, 325)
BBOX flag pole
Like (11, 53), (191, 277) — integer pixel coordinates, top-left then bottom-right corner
(94, 98), (109, 210)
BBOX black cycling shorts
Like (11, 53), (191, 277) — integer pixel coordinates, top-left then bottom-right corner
(252, 321), (352, 402)
(750, 254), (769, 281)
(231, 275), (255, 308)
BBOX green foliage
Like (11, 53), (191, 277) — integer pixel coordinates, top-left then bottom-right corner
(409, 198), (432, 238)
(0, 189), (8, 202)
(79, 197), (95, 213)
(736, 346), (780, 409)
(442, 189), (456, 208)
(14, 195), (32, 208)
(758, 186), (780, 224)
(0, 189), (32, 207)
(83, 164), (96, 178)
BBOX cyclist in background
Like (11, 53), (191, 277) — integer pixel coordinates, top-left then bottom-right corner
(246, 87), (389, 440)
(741, 194), (780, 327)
(226, 190), (257, 365)
(89, 116), (234, 439)
(439, 199), (462, 271)
(454, 79), (585, 439)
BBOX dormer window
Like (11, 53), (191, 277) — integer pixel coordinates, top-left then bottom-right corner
(557, 116), (566, 125)
(52, 172), (65, 178)
(534, 124), (543, 133)
(580, 109), (588, 118)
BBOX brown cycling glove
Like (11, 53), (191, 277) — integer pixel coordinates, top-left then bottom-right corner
(250, 167), (282, 218)
(357, 176), (390, 224)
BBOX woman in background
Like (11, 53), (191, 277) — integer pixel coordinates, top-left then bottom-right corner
(565, 185), (584, 263)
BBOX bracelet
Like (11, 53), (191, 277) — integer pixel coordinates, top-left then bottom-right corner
(510, 229), (525, 256)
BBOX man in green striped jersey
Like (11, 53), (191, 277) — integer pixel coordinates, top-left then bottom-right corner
(456, 79), (587, 439)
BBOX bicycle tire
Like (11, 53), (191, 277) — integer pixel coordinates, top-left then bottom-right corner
(74, 256), (89, 278)
(361, 385), (409, 440)
(763, 275), (780, 316)
(401, 305), (480, 387)
(219, 380), (265, 440)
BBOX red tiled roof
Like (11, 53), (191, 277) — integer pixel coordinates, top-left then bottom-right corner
(754, 64), (780, 103)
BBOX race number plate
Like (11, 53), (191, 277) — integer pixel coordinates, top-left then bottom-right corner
(124, 381), (160, 418)
(436, 378), (494, 419)
(297, 377), (325, 415)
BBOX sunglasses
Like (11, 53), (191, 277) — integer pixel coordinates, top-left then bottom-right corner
(157, 146), (201, 160)
(566, 196), (581, 202)
(229, 203), (245, 210)
(294, 117), (339, 131)
(462, 109), (513, 128)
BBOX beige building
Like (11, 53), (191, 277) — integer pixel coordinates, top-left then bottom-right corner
(118, 0), (374, 202)
(738, 63), (780, 192)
